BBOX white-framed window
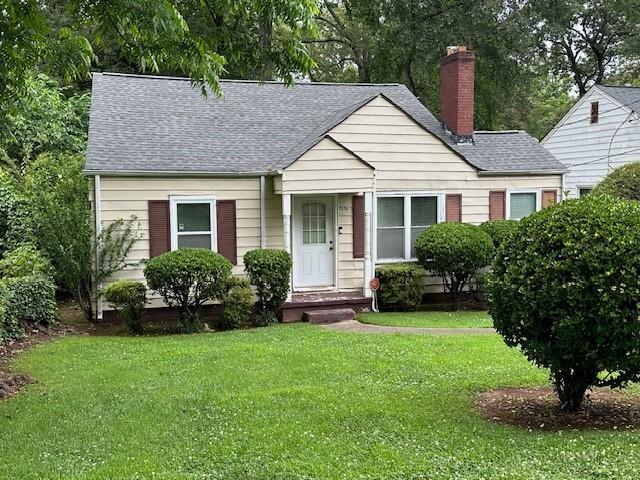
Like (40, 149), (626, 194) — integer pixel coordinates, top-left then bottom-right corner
(578, 186), (593, 198)
(170, 195), (217, 251)
(376, 193), (444, 261)
(506, 190), (540, 220)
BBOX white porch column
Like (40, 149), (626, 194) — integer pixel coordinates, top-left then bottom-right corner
(363, 191), (373, 298)
(282, 194), (292, 301)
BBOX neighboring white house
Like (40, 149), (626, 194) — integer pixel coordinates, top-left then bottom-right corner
(542, 85), (640, 198)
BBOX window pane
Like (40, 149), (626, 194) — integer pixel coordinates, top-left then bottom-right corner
(377, 228), (404, 259)
(377, 197), (404, 228)
(510, 193), (536, 220)
(579, 188), (592, 198)
(410, 227), (429, 258)
(177, 203), (211, 232)
(411, 197), (437, 226)
(178, 234), (211, 249)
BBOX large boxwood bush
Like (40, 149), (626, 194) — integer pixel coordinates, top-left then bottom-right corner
(104, 280), (147, 334)
(415, 223), (493, 309)
(217, 277), (254, 330)
(144, 248), (232, 333)
(488, 195), (640, 411)
(244, 249), (292, 323)
(375, 263), (425, 310)
(592, 162), (640, 200)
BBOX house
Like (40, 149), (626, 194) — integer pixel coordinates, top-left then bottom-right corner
(86, 46), (565, 321)
(542, 84), (640, 198)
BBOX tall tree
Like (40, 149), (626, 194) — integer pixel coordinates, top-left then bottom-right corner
(530, 0), (638, 95)
(0, 0), (318, 119)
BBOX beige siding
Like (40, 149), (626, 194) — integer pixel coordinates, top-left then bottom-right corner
(329, 96), (562, 225)
(265, 176), (284, 249)
(99, 176), (261, 308)
(337, 193), (364, 292)
(280, 137), (373, 194)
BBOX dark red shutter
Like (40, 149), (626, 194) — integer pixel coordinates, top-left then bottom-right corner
(445, 194), (462, 222)
(542, 190), (558, 208)
(148, 200), (170, 258)
(489, 191), (506, 220)
(352, 195), (364, 259)
(591, 101), (599, 124)
(216, 200), (237, 265)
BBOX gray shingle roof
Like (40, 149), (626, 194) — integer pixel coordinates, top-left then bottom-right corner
(598, 85), (640, 112)
(86, 73), (565, 175)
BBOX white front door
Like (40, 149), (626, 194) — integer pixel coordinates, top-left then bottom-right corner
(293, 196), (335, 289)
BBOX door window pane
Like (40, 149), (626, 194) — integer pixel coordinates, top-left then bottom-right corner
(302, 201), (326, 245)
(510, 193), (536, 220)
(178, 234), (211, 249)
(177, 203), (210, 231)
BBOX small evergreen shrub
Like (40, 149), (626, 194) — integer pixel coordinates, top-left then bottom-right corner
(103, 281), (147, 334)
(144, 249), (232, 333)
(415, 223), (493, 309)
(592, 162), (640, 200)
(1, 275), (58, 335)
(244, 249), (292, 322)
(488, 195), (640, 411)
(375, 263), (425, 310)
(0, 243), (53, 279)
(478, 219), (518, 249)
(217, 277), (254, 330)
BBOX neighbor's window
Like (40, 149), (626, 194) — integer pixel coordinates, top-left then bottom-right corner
(509, 192), (537, 220)
(171, 197), (216, 250)
(590, 101), (599, 124)
(579, 187), (592, 198)
(377, 195), (439, 260)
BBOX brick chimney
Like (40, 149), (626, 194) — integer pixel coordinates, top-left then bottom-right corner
(440, 45), (475, 143)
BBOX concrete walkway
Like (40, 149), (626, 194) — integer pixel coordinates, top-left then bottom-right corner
(318, 320), (496, 335)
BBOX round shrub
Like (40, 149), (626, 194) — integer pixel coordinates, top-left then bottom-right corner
(415, 223), (493, 309)
(488, 195), (640, 411)
(144, 249), (232, 333)
(592, 162), (640, 200)
(104, 281), (147, 334)
(244, 249), (292, 322)
(0, 243), (53, 279)
(478, 219), (518, 249)
(376, 263), (425, 310)
(218, 277), (254, 330)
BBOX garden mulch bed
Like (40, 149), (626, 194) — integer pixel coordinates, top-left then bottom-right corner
(0, 324), (78, 400)
(476, 387), (640, 431)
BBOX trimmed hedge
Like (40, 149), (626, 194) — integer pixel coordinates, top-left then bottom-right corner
(218, 277), (254, 330)
(144, 248), (232, 333)
(104, 280), (147, 334)
(415, 223), (493, 309)
(478, 220), (518, 249)
(244, 249), (292, 323)
(0, 275), (58, 342)
(375, 263), (425, 310)
(488, 195), (640, 411)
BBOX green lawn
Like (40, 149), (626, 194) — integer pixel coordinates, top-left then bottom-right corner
(359, 310), (494, 328)
(1, 324), (639, 479)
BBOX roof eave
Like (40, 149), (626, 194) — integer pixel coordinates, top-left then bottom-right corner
(476, 169), (567, 176)
(83, 169), (276, 177)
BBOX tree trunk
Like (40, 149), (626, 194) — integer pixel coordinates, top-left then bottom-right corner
(553, 366), (598, 412)
(403, 61), (417, 95)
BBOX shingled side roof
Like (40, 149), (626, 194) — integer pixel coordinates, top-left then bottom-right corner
(598, 85), (640, 113)
(85, 73), (565, 175)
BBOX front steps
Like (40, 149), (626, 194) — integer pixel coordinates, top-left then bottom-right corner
(303, 308), (355, 324)
(279, 292), (371, 323)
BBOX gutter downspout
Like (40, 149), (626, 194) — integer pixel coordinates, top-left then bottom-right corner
(94, 175), (103, 320)
(260, 176), (267, 249)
